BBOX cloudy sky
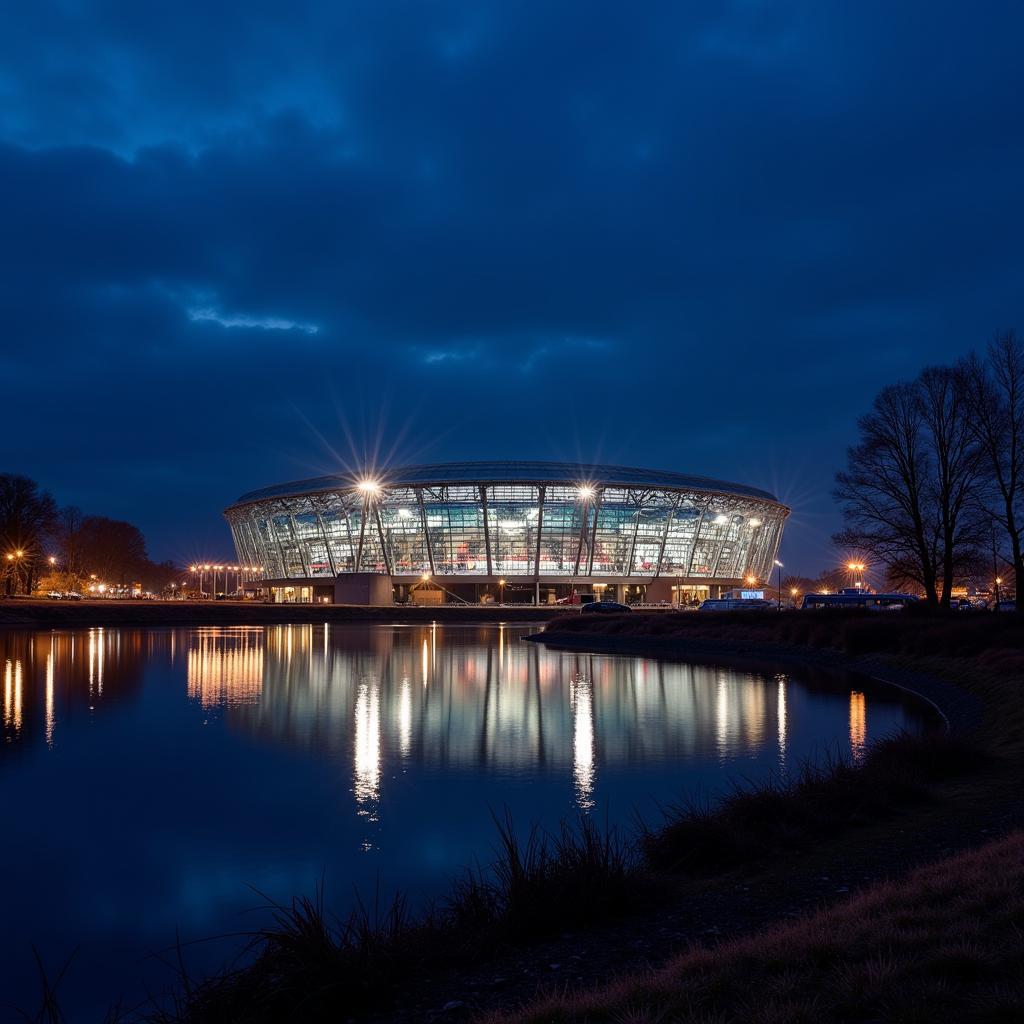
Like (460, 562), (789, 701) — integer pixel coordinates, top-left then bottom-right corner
(2, 1), (1022, 573)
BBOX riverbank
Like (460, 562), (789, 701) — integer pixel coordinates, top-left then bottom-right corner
(484, 611), (1024, 1024)
(0, 597), (560, 628)
(24, 611), (1023, 1021)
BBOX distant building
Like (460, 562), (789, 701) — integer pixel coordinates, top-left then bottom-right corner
(223, 461), (790, 605)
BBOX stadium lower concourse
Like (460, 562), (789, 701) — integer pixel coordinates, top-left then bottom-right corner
(223, 462), (790, 605)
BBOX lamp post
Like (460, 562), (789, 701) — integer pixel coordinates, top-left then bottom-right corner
(6, 549), (24, 596)
(774, 559), (783, 611)
(499, 578), (506, 606)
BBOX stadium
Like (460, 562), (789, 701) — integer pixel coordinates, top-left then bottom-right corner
(223, 461), (789, 605)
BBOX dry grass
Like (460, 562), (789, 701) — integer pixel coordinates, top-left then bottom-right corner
(642, 731), (987, 874)
(493, 830), (1024, 1024)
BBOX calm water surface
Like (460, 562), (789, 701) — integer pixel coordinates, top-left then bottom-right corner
(0, 623), (932, 1015)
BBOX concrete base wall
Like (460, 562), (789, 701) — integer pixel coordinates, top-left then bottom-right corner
(333, 574), (394, 605)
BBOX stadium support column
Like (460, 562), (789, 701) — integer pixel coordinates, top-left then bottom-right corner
(356, 493), (368, 570)
(585, 488), (603, 577)
(374, 501), (391, 574)
(654, 493), (681, 577)
(417, 488), (435, 575)
(685, 503), (708, 576)
(314, 502), (337, 575)
(534, 486), (545, 579)
(480, 485), (493, 577)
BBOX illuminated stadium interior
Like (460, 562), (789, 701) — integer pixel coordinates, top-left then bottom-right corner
(224, 461), (790, 604)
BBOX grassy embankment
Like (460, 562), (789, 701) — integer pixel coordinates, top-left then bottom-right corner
(488, 609), (1024, 1023)
(492, 828), (1024, 1024)
(30, 610), (1024, 1022)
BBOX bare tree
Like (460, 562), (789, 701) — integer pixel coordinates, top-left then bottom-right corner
(53, 504), (86, 574)
(76, 516), (150, 585)
(917, 365), (985, 606)
(0, 473), (58, 593)
(834, 369), (982, 609)
(960, 331), (1024, 608)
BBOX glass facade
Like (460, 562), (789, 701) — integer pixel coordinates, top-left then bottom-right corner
(226, 465), (788, 585)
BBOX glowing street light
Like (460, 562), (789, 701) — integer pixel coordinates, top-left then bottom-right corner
(577, 484), (595, 500)
(774, 559), (784, 611)
(357, 479), (380, 495)
(5, 549), (25, 596)
(499, 578), (506, 605)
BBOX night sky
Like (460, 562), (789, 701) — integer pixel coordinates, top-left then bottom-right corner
(2, 2), (1023, 575)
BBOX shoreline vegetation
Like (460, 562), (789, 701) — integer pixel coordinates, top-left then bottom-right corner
(21, 609), (1024, 1022)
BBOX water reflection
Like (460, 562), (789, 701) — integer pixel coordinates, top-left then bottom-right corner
(4, 656), (23, 735)
(353, 677), (381, 826)
(0, 626), (905, 795)
(1, 629), (149, 750)
(850, 690), (868, 762)
(156, 625), (903, 823)
(0, 623), (935, 1021)
(187, 628), (264, 708)
(570, 672), (595, 809)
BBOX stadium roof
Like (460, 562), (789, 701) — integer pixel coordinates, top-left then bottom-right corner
(230, 461), (782, 508)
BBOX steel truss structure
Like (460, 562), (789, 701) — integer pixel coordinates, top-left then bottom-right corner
(224, 462), (789, 583)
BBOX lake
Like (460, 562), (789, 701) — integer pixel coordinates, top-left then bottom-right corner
(0, 622), (932, 1016)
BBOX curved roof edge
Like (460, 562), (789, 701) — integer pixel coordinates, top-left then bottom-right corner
(228, 461), (784, 509)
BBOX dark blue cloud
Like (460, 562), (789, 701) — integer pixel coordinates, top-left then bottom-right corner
(1, 1), (1023, 572)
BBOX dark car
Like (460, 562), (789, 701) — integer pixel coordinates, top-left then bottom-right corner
(580, 600), (632, 614)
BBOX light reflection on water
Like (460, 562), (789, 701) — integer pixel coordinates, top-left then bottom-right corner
(0, 623), (931, 1017)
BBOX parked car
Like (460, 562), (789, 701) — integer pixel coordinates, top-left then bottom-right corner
(46, 590), (63, 600)
(580, 600), (632, 614)
(63, 591), (83, 600)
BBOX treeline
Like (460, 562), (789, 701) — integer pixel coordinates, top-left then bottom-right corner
(835, 330), (1023, 609)
(0, 473), (178, 595)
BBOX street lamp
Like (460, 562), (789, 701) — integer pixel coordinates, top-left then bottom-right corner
(6, 549), (24, 595)
(847, 562), (866, 589)
(499, 578), (506, 605)
(996, 577), (1003, 605)
(774, 559), (784, 611)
